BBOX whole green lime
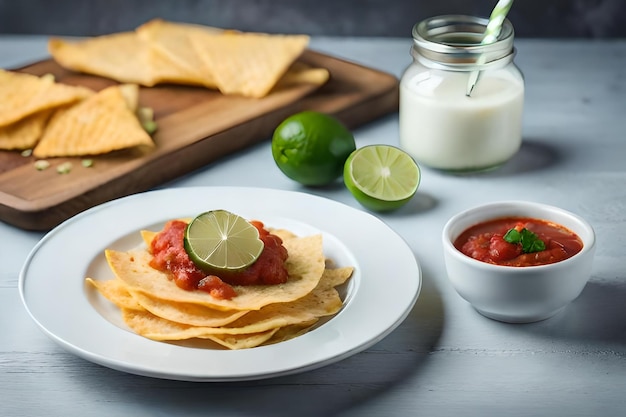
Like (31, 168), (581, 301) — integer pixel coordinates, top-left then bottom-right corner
(271, 111), (356, 186)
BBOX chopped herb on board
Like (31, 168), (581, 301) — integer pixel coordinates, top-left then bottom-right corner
(504, 228), (546, 253)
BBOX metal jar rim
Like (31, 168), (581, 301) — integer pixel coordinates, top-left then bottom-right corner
(412, 14), (515, 70)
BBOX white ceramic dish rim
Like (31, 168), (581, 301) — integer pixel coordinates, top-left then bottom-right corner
(442, 200), (596, 271)
(19, 186), (422, 382)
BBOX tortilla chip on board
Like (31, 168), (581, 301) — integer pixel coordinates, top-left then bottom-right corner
(32, 84), (154, 158)
(189, 30), (310, 98)
(48, 20), (326, 98)
(273, 61), (330, 92)
(136, 19), (221, 88)
(0, 110), (52, 150)
(49, 32), (159, 86)
(0, 69), (92, 128)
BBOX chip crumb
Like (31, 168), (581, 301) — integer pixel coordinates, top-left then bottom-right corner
(21, 149), (33, 157)
(56, 161), (73, 174)
(82, 159), (94, 168)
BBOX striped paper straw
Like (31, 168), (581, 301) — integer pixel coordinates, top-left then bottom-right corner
(466, 0), (514, 96)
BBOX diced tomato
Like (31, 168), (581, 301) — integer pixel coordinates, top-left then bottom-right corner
(454, 217), (583, 267)
(149, 219), (289, 299)
(488, 235), (522, 262)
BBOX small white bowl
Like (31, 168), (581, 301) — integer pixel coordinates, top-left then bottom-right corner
(442, 201), (596, 323)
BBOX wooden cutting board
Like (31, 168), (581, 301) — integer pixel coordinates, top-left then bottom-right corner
(0, 50), (399, 231)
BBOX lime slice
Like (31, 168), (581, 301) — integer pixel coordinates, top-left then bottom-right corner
(184, 210), (264, 273)
(343, 145), (420, 212)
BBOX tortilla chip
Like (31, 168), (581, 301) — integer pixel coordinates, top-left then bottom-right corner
(117, 83), (140, 112)
(88, 220), (354, 349)
(264, 319), (319, 345)
(190, 30), (309, 98)
(135, 226), (351, 326)
(126, 289), (250, 327)
(32, 84), (154, 157)
(136, 19), (221, 88)
(121, 308), (280, 349)
(0, 69), (92, 128)
(87, 275), (249, 327)
(205, 266), (351, 332)
(274, 62), (330, 91)
(204, 328), (280, 350)
(48, 21), (322, 98)
(105, 233), (325, 311)
(113, 266), (350, 341)
(322, 266), (354, 288)
(49, 26), (220, 88)
(268, 228), (298, 241)
(0, 110), (52, 150)
(49, 33), (158, 86)
(85, 277), (144, 311)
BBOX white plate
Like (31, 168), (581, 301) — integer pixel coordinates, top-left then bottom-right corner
(19, 187), (421, 382)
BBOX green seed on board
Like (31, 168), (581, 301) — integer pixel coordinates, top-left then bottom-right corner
(34, 160), (50, 171)
(56, 162), (73, 174)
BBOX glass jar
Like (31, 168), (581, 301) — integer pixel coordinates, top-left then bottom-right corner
(399, 15), (524, 173)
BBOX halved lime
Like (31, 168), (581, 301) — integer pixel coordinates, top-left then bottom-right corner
(184, 210), (264, 273)
(343, 145), (420, 212)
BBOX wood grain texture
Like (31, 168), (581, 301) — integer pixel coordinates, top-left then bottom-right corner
(0, 50), (399, 231)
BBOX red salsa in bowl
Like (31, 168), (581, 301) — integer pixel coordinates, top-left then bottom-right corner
(453, 217), (583, 267)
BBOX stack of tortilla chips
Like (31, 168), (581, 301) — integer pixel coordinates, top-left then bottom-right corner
(0, 20), (327, 157)
(86, 226), (353, 350)
(0, 69), (154, 156)
(49, 19), (329, 98)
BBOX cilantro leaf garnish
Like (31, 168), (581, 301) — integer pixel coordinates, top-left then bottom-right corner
(503, 228), (546, 253)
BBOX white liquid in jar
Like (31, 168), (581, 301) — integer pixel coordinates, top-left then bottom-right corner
(399, 69), (524, 172)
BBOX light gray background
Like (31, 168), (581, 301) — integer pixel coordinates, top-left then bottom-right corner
(1, 0), (625, 38)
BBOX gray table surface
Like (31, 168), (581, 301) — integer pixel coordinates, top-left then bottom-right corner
(1, 36), (625, 417)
